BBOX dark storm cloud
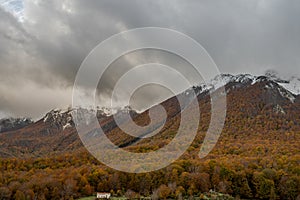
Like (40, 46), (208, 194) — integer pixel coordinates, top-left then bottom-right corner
(0, 0), (299, 118)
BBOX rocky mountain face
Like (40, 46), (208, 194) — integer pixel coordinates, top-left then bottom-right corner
(0, 106), (137, 158)
(0, 117), (33, 133)
(195, 72), (300, 96)
(109, 73), (300, 149)
(41, 106), (137, 132)
(0, 73), (299, 158)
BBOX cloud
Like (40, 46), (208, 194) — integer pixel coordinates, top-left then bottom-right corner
(0, 0), (299, 118)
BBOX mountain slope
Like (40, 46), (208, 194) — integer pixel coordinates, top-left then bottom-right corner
(0, 117), (33, 133)
(0, 73), (299, 158)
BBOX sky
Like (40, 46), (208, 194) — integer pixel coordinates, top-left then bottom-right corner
(0, 0), (23, 20)
(0, 0), (300, 119)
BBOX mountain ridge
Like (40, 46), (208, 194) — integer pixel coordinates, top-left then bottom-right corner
(0, 73), (299, 158)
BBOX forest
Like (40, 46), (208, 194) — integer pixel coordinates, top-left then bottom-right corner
(0, 130), (299, 200)
(1, 80), (300, 199)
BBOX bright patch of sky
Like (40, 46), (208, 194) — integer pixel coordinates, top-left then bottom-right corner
(0, 0), (23, 21)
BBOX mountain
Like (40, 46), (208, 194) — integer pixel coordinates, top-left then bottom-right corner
(196, 72), (300, 96)
(0, 106), (137, 158)
(0, 73), (299, 158)
(0, 73), (299, 199)
(278, 76), (300, 95)
(0, 117), (33, 133)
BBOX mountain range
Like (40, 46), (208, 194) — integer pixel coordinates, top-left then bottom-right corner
(0, 72), (299, 158)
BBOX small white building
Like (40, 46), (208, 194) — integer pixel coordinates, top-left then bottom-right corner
(96, 192), (111, 199)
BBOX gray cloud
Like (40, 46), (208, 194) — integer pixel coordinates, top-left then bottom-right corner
(0, 0), (299, 119)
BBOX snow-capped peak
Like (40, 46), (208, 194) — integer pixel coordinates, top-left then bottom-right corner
(194, 74), (256, 94)
(209, 74), (234, 89)
(0, 117), (33, 133)
(42, 106), (136, 130)
(191, 73), (299, 102)
(278, 77), (300, 95)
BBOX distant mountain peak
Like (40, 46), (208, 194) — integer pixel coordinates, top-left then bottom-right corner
(41, 106), (136, 130)
(0, 117), (33, 133)
(42, 108), (74, 130)
(278, 77), (300, 96)
(1, 72), (300, 158)
(265, 69), (280, 79)
(195, 73), (300, 96)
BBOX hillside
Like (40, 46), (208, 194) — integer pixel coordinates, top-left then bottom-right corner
(1, 74), (299, 157)
(0, 74), (299, 199)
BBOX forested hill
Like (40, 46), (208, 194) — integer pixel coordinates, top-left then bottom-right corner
(0, 74), (299, 199)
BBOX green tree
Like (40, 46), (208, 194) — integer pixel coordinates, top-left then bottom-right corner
(253, 172), (276, 199)
(278, 176), (300, 200)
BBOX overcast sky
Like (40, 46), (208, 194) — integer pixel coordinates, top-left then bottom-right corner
(0, 0), (299, 119)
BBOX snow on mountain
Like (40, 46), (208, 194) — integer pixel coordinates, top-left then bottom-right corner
(193, 74), (257, 95)
(0, 117), (33, 133)
(192, 73), (299, 103)
(263, 70), (300, 95)
(42, 106), (136, 130)
(38, 72), (299, 130)
(188, 74), (234, 96)
(278, 77), (300, 95)
(209, 74), (234, 90)
(42, 108), (74, 130)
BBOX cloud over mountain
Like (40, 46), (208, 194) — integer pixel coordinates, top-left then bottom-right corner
(0, 0), (300, 118)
